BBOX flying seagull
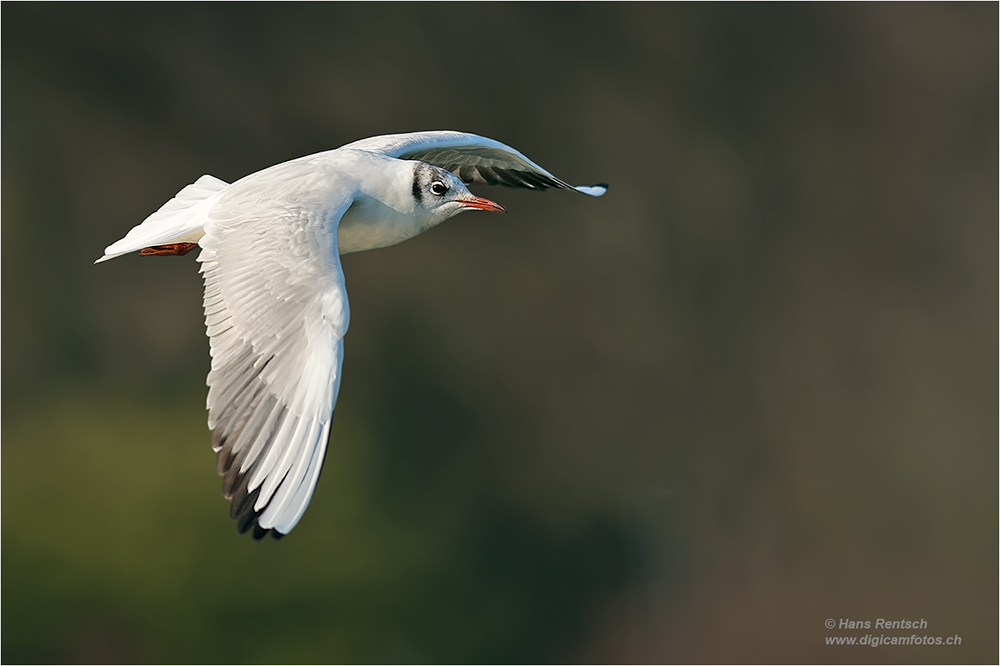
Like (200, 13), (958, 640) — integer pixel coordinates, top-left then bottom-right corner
(97, 131), (607, 540)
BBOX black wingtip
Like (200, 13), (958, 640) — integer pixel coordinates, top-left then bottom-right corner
(243, 519), (285, 541)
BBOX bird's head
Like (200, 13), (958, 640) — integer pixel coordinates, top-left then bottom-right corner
(411, 162), (505, 225)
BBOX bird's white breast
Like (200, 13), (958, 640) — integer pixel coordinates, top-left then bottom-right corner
(337, 193), (430, 254)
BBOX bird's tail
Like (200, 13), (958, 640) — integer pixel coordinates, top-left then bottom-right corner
(95, 174), (229, 263)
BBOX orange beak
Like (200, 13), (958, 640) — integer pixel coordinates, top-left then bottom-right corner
(461, 195), (507, 214)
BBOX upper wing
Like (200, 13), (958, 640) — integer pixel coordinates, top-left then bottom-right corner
(341, 131), (607, 197)
(198, 166), (353, 539)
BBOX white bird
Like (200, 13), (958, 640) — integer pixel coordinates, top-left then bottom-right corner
(97, 131), (607, 540)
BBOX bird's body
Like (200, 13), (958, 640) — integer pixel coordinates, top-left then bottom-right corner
(98, 131), (605, 539)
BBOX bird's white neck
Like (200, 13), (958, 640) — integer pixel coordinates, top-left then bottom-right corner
(336, 153), (441, 255)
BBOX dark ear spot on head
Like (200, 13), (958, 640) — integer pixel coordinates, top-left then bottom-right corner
(412, 169), (423, 204)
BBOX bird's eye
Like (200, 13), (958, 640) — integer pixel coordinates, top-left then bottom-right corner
(430, 181), (448, 196)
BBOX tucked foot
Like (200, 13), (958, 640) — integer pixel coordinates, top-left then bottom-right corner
(139, 243), (199, 257)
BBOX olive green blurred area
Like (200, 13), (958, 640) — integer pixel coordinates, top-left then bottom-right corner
(2, 3), (997, 664)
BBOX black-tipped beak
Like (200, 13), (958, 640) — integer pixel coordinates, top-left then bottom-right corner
(461, 195), (507, 214)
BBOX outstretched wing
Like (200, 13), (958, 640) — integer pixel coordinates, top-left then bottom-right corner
(341, 131), (607, 197)
(198, 167), (353, 539)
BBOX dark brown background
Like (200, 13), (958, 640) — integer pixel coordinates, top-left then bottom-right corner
(3, 4), (997, 663)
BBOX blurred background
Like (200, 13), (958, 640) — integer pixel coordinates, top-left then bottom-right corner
(2, 4), (996, 663)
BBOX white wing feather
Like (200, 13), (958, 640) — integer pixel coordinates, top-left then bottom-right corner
(342, 131), (607, 197)
(198, 159), (354, 537)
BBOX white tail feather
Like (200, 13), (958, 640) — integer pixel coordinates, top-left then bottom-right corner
(95, 175), (229, 263)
